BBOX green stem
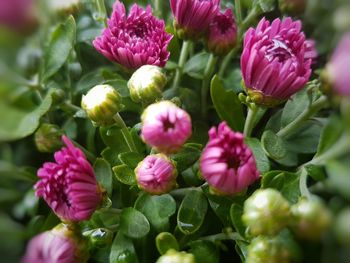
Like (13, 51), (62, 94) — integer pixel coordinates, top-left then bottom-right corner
(201, 54), (218, 118)
(113, 113), (138, 153)
(154, 0), (162, 17)
(277, 96), (329, 138)
(95, 0), (108, 27)
(299, 168), (312, 199)
(241, 6), (260, 31)
(171, 40), (191, 92)
(243, 106), (259, 137)
(234, 0), (243, 26)
(199, 232), (244, 242)
(218, 48), (236, 78)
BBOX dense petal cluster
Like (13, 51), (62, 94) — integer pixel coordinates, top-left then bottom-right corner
(326, 32), (350, 96)
(35, 136), (102, 222)
(241, 17), (312, 106)
(93, 1), (172, 69)
(135, 154), (177, 195)
(170, 0), (220, 39)
(141, 101), (192, 154)
(207, 8), (237, 56)
(200, 122), (259, 195)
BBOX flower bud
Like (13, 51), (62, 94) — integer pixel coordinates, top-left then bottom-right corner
(279, 0), (307, 15)
(291, 198), (332, 240)
(242, 189), (291, 236)
(81, 85), (123, 127)
(135, 154), (177, 195)
(35, 124), (64, 153)
(156, 249), (195, 263)
(22, 223), (89, 263)
(83, 228), (113, 248)
(141, 101), (192, 154)
(128, 65), (166, 104)
(246, 236), (293, 263)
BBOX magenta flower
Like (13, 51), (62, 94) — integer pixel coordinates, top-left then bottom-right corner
(170, 0), (220, 39)
(326, 32), (350, 96)
(141, 101), (192, 154)
(207, 8), (237, 56)
(35, 136), (102, 222)
(93, 1), (172, 69)
(22, 226), (86, 263)
(0, 0), (34, 31)
(241, 17), (312, 106)
(200, 122), (259, 195)
(135, 154), (177, 195)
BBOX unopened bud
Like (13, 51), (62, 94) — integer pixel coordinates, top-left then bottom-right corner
(83, 228), (113, 248)
(156, 249), (195, 263)
(35, 124), (63, 153)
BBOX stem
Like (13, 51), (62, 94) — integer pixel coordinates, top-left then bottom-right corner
(277, 96), (329, 138)
(199, 232), (244, 242)
(241, 6), (260, 31)
(113, 113), (138, 153)
(171, 41), (191, 92)
(234, 0), (243, 26)
(218, 48), (236, 78)
(95, 0), (108, 27)
(243, 106), (259, 137)
(201, 54), (218, 118)
(299, 168), (312, 199)
(154, 0), (162, 17)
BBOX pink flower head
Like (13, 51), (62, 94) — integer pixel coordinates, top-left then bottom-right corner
(22, 226), (86, 263)
(35, 136), (102, 222)
(135, 154), (177, 195)
(326, 32), (350, 96)
(207, 8), (237, 56)
(0, 0), (34, 31)
(141, 101), (192, 154)
(93, 1), (172, 69)
(200, 122), (260, 195)
(241, 17), (312, 106)
(170, 0), (220, 39)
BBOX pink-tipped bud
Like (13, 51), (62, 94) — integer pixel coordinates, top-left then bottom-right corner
(207, 8), (237, 56)
(22, 223), (88, 263)
(35, 136), (103, 222)
(135, 154), (177, 195)
(141, 101), (192, 154)
(200, 122), (260, 196)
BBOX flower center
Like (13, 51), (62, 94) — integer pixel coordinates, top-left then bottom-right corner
(163, 118), (175, 132)
(265, 39), (294, 62)
(214, 15), (232, 34)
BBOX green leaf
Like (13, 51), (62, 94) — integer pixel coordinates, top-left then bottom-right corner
(156, 232), (179, 255)
(184, 52), (210, 79)
(118, 152), (144, 169)
(326, 161), (350, 201)
(41, 16), (76, 82)
(305, 164), (326, 182)
(0, 89), (55, 142)
(189, 240), (219, 263)
(110, 232), (138, 263)
(171, 144), (201, 173)
(134, 193), (176, 232)
(210, 75), (244, 132)
(90, 208), (121, 231)
(94, 158), (113, 196)
(261, 130), (287, 160)
(281, 89), (309, 129)
(177, 190), (208, 235)
(230, 204), (246, 237)
(100, 125), (130, 153)
(256, 0), (276, 12)
(120, 208), (150, 239)
(112, 164), (136, 186)
(245, 138), (270, 174)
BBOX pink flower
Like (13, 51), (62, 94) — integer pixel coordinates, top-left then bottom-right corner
(22, 226), (86, 263)
(207, 8), (237, 56)
(200, 122), (259, 195)
(0, 0), (34, 31)
(305, 39), (318, 62)
(241, 17), (312, 106)
(35, 136), (102, 222)
(170, 0), (220, 39)
(326, 32), (350, 96)
(93, 1), (172, 69)
(141, 101), (192, 154)
(135, 154), (177, 195)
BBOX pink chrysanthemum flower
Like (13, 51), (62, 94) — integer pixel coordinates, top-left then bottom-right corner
(22, 225), (87, 263)
(200, 122), (260, 196)
(241, 17), (313, 106)
(170, 0), (220, 39)
(207, 8), (237, 56)
(0, 0), (34, 31)
(141, 101), (192, 154)
(93, 1), (172, 69)
(35, 136), (102, 222)
(135, 154), (177, 195)
(325, 32), (350, 96)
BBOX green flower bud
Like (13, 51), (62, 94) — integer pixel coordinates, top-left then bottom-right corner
(128, 65), (166, 104)
(83, 228), (113, 248)
(247, 236), (293, 263)
(291, 198), (332, 240)
(81, 85), (123, 127)
(156, 249), (195, 263)
(242, 189), (291, 236)
(35, 124), (64, 153)
(334, 208), (350, 246)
